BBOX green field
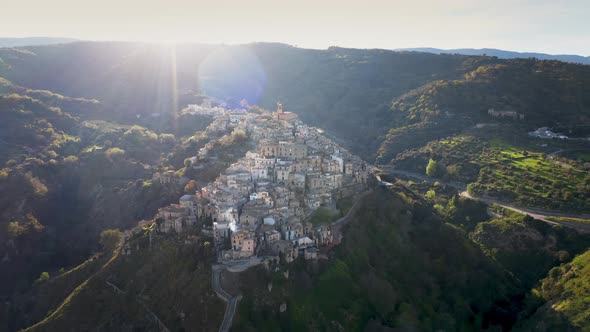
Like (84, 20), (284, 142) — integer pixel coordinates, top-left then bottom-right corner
(471, 138), (589, 211)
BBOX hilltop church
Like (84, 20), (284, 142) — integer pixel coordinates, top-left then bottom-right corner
(275, 102), (298, 122)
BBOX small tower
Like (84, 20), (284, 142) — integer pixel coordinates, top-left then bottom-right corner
(277, 102), (283, 114)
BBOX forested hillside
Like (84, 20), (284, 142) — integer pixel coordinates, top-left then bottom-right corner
(232, 185), (590, 331)
(377, 59), (590, 163)
(0, 76), (246, 330)
(2, 43), (589, 162)
(0, 42), (494, 157)
(2, 42), (590, 331)
(20, 233), (223, 332)
(517, 248), (590, 331)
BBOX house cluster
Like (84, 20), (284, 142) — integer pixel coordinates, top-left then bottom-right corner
(147, 102), (368, 264)
(528, 127), (569, 140)
(154, 194), (198, 233)
(151, 170), (177, 185)
(487, 108), (525, 120)
(185, 99), (229, 117)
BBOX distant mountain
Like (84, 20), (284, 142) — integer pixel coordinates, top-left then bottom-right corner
(396, 47), (590, 65)
(0, 37), (78, 48)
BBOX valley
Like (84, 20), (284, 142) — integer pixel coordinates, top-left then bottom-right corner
(0, 42), (590, 331)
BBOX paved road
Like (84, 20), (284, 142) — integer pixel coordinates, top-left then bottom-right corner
(212, 258), (262, 332)
(225, 257), (262, 272)
(459, 191), (590, 233)
(546, 149), (565, 159)
(378, 167), (590, 233)
(222, 297), (238, 332)
(212, 265), (236, 332)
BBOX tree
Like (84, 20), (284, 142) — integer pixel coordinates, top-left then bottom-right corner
(105, 147), (125, 160)
(425, 189), (436, 201)
(63, 155), (79, 165)
(6, 214), (43, 238)
(159, 133), (176, 146)
(426, 158), (439, 177)
(446, 164), (462, 178)
(6, 221), (26, 238)
(231, 129), (248, 142)
(26, 172), (48, 196)
(184, 158), (192, 168)
(100, 229), (122, 252)
(36, 271), (50, 283)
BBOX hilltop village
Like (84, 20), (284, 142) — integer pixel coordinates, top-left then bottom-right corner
(144, 102), (369, 264)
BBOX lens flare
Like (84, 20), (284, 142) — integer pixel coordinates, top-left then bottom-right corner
(198, 46), (267, 108)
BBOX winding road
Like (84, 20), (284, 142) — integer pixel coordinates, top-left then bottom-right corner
(212, 258), (262, 332)
(459, 190), (590, 233)
(377, 166), (590, 233)
(212, 265), (238, 332)
(210, 189), (371, 331)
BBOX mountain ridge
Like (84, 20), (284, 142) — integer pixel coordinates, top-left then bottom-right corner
(0, 37), (79, 48)
(396, 47), (590, 65)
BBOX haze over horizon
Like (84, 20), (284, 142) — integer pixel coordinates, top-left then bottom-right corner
(2, 0), (590, 56)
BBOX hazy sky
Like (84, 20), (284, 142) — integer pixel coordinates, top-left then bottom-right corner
(2, 0), (589, 55)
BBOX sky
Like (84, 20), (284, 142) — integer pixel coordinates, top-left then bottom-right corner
(1, 0), (589, 55)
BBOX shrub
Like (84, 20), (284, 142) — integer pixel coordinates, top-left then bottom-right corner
(231, 129), (248, 142)
(63, 155), (79, 165)
(25, 172), (48, 196)
(426, 158), (439, 177)
(105, 147), (125, 160)
(6, 221), (26, 238)
(36, 271), (50, 283)
(159, 133), (176, 145)
(425, 189), (436, 201)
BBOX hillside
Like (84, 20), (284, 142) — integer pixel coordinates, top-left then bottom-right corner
(377, 59), (590, 163)
(389, 129), (590, 212)
(373, 57), (590, 212)
(230, 182), (590, 331)
(0, 37), (78, 48)
(517, 248), (590, 331)
(2, 252), (109, 331)
(397, 48), (590, 65)
(2, 43), (589, 163)
(0, 42), (496, 158)
(0, 79), (251, 330)
(20, 232), (224, 332)
(2, 42), (590, 331)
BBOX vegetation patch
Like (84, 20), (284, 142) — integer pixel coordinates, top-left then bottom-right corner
(518, 249), (590, 331)
(308, 207), (340, 226)
(234, 187), (528, 331)
(393, 130), (590, 212)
